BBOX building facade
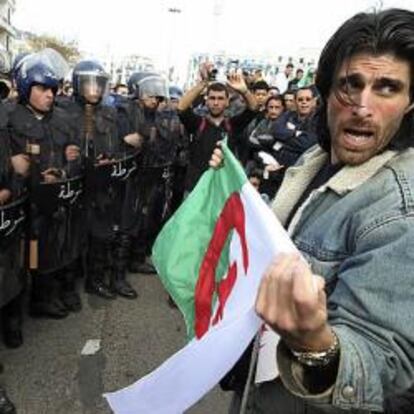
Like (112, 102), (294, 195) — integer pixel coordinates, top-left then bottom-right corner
(101, 54), (156, 85)
(0, 0), (16, 52)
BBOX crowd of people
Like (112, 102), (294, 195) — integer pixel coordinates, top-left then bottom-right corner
(0, 6), (414, 414)
(0, 46), (322, 412)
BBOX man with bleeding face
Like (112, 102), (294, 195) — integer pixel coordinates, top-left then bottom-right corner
(210, 8), (414, 414)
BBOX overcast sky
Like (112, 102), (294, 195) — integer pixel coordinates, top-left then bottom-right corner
(13, 0), (414, 68)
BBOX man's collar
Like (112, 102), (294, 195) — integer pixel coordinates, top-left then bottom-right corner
(272, 145), (398, 226)
(326, 150), (397, 195)
(291, 145), (397, 195)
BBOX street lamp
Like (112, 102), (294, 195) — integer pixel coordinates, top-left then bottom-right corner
(167, 6), (182, 82)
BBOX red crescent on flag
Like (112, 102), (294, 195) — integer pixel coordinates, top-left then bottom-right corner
(194, 192), (249, 339)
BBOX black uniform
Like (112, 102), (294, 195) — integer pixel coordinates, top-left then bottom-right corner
(117, 101), (175, 273)
(162, 107), (189, 214)
(8, 104), (83, 317)
(0, 102), (26, 347)
(65, 100), (138, 299)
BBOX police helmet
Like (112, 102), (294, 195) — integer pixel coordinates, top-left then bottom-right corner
(72, 60), (109, 104)
(127, 71), (158, 98)
(138, 75), (168, 100)
(11, 52), (31, 82)
(169, 85), (183, 101)
(16, 61), (59, 102)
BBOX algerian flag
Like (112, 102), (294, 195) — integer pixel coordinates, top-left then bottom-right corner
(104, 143), (297, 414)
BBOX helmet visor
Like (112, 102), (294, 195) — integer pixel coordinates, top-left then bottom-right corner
(75, 72), (109, 104)
(139, 76), (168, 100)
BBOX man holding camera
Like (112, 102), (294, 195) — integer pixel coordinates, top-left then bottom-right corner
(177, 63), (257, 192)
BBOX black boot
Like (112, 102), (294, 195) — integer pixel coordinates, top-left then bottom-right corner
(29, 300), (68, 319)
(60, 265), (82, 312)
(61, 290), (82, 312)
(2, 317), (22, 349)
(85, 278), (116, 300)
(86, 239), (116, 300)
(128, 261), (156, 274)
(2, 295), (23, 348)
(30, 272), (68, 319)
(111, 270), (138, 299)
(0, 386), (15, 414)
(113, 234), (138, 298)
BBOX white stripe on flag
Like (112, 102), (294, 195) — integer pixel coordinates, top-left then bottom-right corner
(104, 182), (298, 413)
(104, 310), (261, 414)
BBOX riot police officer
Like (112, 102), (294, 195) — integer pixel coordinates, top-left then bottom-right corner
(0, 107), (21, 414)
(165, 85), (189, 214)
(0, 48), (26, 348)
(9, 56), (83, 318)
(68, 60), (140, 299)
(121, 72), (174, 274)
(0, 49), (23, 414)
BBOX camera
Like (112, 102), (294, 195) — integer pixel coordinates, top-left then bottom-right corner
(208, 68), (218, 82)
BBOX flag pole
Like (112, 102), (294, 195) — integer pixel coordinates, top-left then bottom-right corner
(239, 333), (261, 414)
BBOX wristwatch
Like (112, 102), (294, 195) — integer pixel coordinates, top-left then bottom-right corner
(290, 330), (340, 367)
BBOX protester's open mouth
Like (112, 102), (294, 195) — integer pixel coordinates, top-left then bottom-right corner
(343, 127), (375, 145)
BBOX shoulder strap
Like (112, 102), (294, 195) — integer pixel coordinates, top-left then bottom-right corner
(223, 117), (232, 135)
(198, 117), (207, 135)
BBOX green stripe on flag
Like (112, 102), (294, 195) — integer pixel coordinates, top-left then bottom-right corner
(152, 143), (247, 339)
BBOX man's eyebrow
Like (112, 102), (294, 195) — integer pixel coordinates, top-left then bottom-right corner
(337, 73), (406, 89)
(374, 77), (405, 89)
(337, 73), (362, 85)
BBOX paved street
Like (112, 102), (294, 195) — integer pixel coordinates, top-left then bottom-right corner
(0, 273), (232, 414)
